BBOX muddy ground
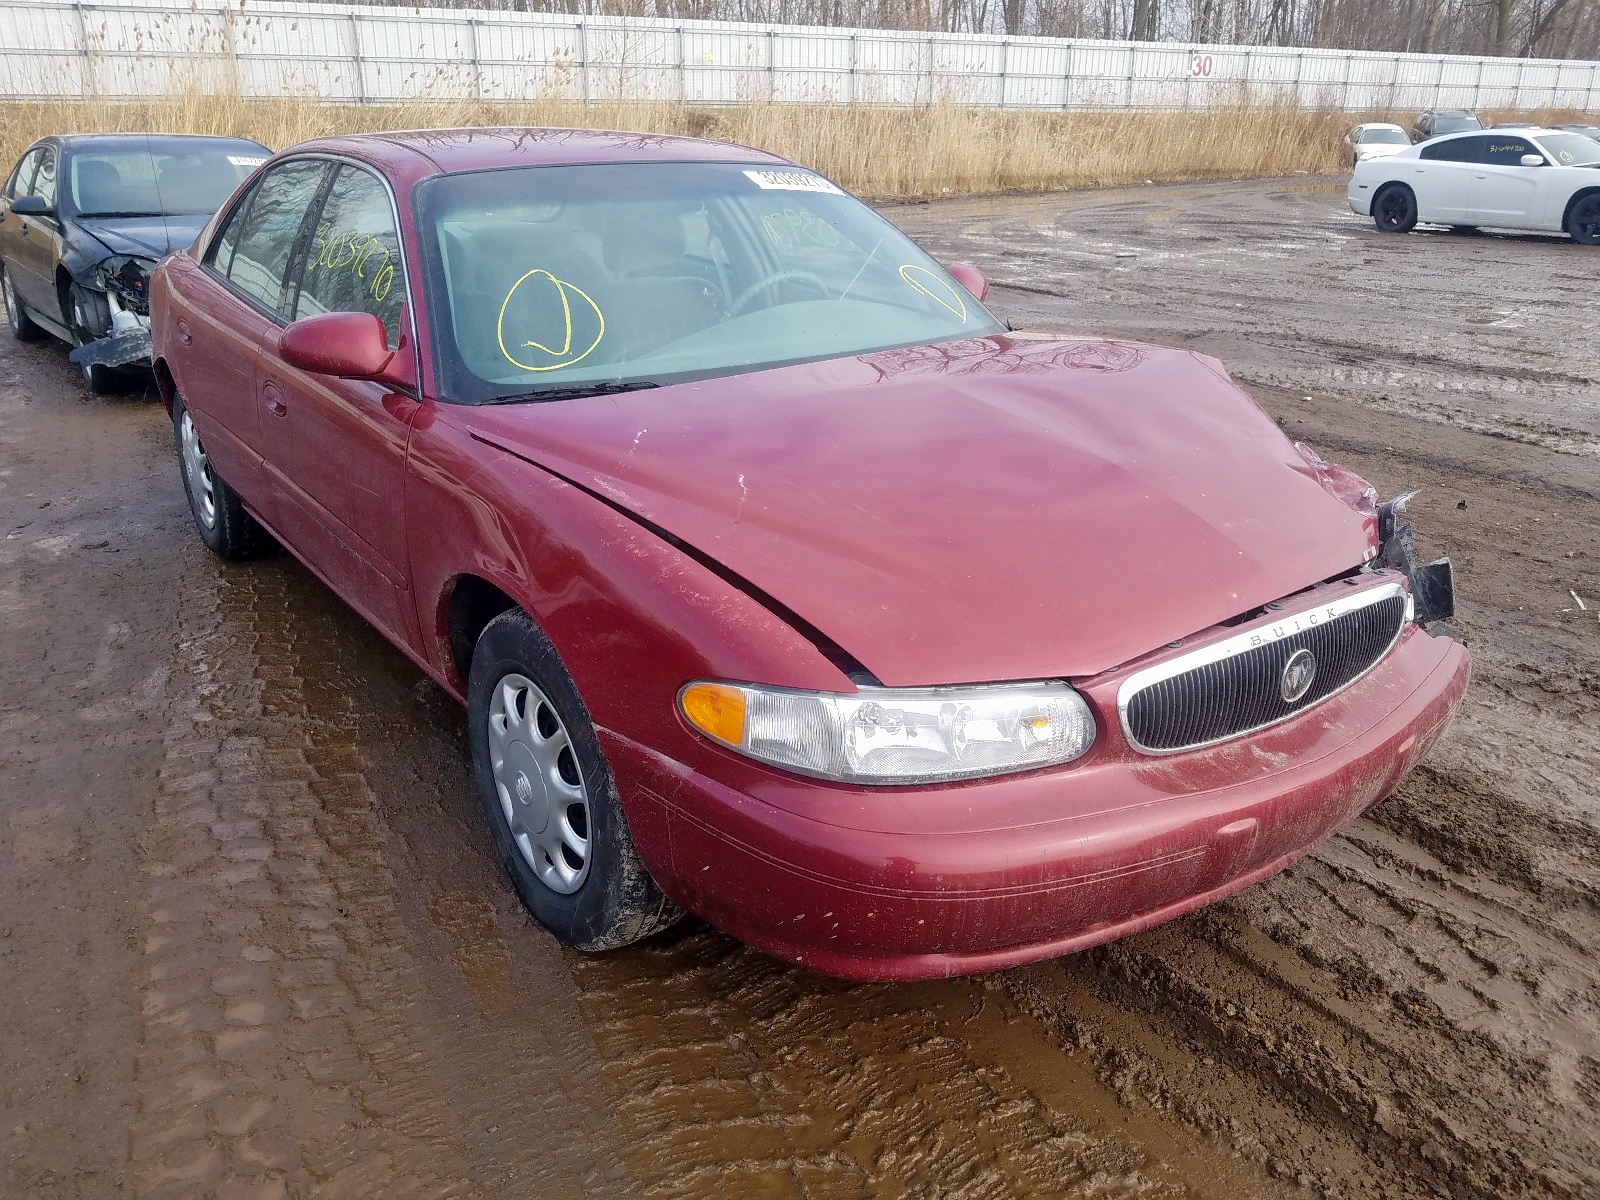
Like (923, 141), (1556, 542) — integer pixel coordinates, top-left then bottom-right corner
(0, 178), (1595, 1200)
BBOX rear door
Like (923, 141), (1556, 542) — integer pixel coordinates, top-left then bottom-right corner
(1410, 137), (1481, 222)
(1466, 135), (1543, 227)
(175, 157), (329, 511)
(263, 160), (422, 645)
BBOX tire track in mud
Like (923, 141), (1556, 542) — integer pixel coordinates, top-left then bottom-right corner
(564, 928), (1287, 1200)
(893, 180), (1600, 1200)
(129, 558), (482, 1198)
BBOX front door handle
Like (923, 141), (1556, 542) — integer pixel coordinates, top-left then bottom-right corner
(263, 383), (288, 417)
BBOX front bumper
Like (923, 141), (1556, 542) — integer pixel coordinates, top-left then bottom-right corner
(605, 622), (1469, 981)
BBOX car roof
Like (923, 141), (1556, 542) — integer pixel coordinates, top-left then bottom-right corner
(49, 133), (270, 153)
(1354, 122), (1406, 131)
(281, 127), (793, 177)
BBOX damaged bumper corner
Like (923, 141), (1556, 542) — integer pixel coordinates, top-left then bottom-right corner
(68, 289), (152, 370)
(1377, 490), (1456, 625)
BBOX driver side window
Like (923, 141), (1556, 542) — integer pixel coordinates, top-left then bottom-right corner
(7, 149), (41, 200)
(32, 150), (57, 207)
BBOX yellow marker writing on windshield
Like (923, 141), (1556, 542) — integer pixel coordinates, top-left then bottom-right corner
(497, 269), (606, 373)
(898, 264), (968, 323)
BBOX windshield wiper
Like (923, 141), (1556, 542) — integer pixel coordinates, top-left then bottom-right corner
(479, 380), (662, 405)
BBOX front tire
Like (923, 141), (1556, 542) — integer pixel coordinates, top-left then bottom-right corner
(1, 264), (44, 342)
(468, 609), (681, 952)
(1373, 184), (1418, 233)
(1566, 193), (1600, 245)
(173, 392), (273, 560)
(68, 283), (122, 395)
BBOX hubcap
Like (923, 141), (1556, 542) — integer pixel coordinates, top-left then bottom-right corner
(487, 673), (591, 894)
(179, 411), (217, 529)
(1576, 199), (1600, 241)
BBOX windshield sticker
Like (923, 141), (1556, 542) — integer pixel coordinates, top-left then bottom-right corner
(898, 264), (968, 323)
(743, 169), (845, 196)
(760, 206), (844, 250)
(310, 223), (395, 303)
(228, 155), (267, 167)
(497, 269), (605, 373)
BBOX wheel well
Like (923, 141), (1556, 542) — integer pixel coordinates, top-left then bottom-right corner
(53, 267), (73, 325)
(1562, 186), (1600, 227)
(445, 575), (519, 685)
(152, 358), (177, 417)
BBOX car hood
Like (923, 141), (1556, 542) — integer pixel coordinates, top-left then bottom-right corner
(467, 334), (1377, 686)
(1357, 145), (1407, 158)
(73, 214), (209, 261)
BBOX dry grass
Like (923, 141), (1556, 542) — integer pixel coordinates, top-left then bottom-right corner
(1, 93), (1587, 200)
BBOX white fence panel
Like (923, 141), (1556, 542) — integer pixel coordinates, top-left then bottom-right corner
(0, 0), (1596, 112)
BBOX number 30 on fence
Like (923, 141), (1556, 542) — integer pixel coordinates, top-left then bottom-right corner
(1190, 53), (1215, 78)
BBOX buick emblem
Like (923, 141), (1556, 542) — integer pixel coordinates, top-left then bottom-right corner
(1280, 648), (1317, 703)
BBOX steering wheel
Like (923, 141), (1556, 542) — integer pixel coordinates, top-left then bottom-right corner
(730, 269), (830, 316)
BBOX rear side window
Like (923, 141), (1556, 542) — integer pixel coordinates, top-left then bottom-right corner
(1420, 137), (1486, 163)
(209, 160), (327, 314)
(1482, 138), (1535, 166)
(292, 164), (404, 349)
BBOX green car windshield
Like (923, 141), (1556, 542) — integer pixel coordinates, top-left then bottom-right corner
(414, 162), (1003, 403)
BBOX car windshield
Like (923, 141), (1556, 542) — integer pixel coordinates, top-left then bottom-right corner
(1433, 115), (1481, 134)
(1536, 132), (1600, 166)
(415, 162), (1004, 403)
(1358, 128), (1409, 145)
(69, 143), (267, 217)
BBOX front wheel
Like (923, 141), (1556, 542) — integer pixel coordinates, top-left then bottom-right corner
(1372, 185), (1418, 233)
(67, 284), (125, 395)
(173, 393), (273, 560)
(1, 264), (44, 342)
(1566, 193), (1600, 245)
(468, 609), (682, 952)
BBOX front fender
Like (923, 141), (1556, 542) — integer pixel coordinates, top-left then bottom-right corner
(405, 405), (855, 762)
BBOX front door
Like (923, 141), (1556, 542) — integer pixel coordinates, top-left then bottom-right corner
(7, 147), (62, 316)
(261, 161), (421, 646)
(1466, 134), (1543, 226)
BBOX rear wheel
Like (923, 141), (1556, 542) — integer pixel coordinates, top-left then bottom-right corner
(468, 608), (682, 952)
(1, 264), (44, 342)
(1373, 185), (1418, 233)
(173, 392), (273, 560)
(1566, 193), (1600, 245)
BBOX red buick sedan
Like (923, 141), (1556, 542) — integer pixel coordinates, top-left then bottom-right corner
(149, 128), (1469, 980)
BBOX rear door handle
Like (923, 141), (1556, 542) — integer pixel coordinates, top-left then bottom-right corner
(263, 382), (288, 417)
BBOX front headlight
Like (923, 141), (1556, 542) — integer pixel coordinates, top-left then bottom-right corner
(678, 680), (1096, 784)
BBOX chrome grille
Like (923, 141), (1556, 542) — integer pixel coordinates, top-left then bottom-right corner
(1118, 582), (1409, 755)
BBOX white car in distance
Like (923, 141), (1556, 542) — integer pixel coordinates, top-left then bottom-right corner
(1349, 128), (1600, 244)
(1345, 122), (1412, 169)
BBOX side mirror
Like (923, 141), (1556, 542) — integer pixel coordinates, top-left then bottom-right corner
(945, 261), (990, 302)
(279, 311), (398, 382)
(1520, 153), (1546, 167)
(9, 194), (53, 217)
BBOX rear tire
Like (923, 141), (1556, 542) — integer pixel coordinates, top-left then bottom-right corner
(1566, 193), (1600, 245)
(1, 264), (44, 342)
(173, 392), (273, 560)
(468, 608), (682, 952)
(1372, 184), (1418, 233)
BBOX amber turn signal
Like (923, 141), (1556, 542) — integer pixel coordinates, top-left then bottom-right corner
(678, 682), (748, 747)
